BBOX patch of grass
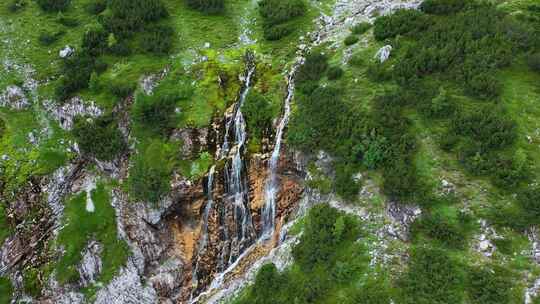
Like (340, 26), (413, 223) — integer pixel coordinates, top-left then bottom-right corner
(56, 181), (128, 287)
(0, 277), (12, 304)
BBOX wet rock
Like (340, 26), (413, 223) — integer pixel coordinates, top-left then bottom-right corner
(0, 85), (29, 109)
(78, 241), (103, 287)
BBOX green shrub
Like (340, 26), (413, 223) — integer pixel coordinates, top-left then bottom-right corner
(85, 0), (106, 15)
(411, 207), (473, 248)
(56, 15), (79, 27)
(55, 53), (95, 101)
(132, 93), (179, 136)
(38, 30), (65, 46)
(293, 204), (354, 269)
(128, 140), (175, 203)
(0, 277), (12, 304)
(36, 0), (70, 12)
(467, 265), (517, 304)
(528, 52), (540, 73)
(327, 66), (344, 80)
(349, 52), (364, 66)
(258, 0), (306, 40)
(352, 277), (393, 304)
(334, 164), (360, 201)
(373, 9), (430, 40)
(344, 35), (359, 46)
(107, 80), (136, 98)
(399, 246), (465, 304)
(186, 0), (224, 14)
(296, 52), (329, 84)
(103, 0), (169, 38)
(7, 0), (26, 12)
(23, 268), (42, 297)
(465, 71), (501, 99)
(451, 107), (517, 151)
(420, 0), (467, 15)
(72, 114), (126, 161)
(242, 92), (273, 141)
(351, 22), (372, 35)
(82, 26), (108, 56)
(517, 187), (540, 226)
(140, 25), (174, 55)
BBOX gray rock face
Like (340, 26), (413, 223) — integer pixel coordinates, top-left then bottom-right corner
(148, 258), (184, 298)
(94, 259), (158, 304)
(0, 85), (29, 109)
(59, 46), (74, 58)
(386, 201), (422, 241)
(78, 241), (103, 287)
(375, 45), (393, 63)
(42, 96), (102, 130)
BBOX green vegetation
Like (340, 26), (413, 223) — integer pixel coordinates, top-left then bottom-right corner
(127, 140), (177, 203)
(258, 0), (306, 40)
(344, 35), (359, 46)
(351, 22), (372, 35)
(186, 0), (224, 14)
(72, 114), (126, 161)
(0, 277), (12, 304)
(399, 245), (465, 304)
(36, 0), (71, 12)
(242, 91), (274, 145)
(56, 182), (128, 287)
(234, 204), (370, 304)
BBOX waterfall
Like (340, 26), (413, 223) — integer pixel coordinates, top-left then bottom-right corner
(222, 62), (256, 266)
(190, 165), (216, 298)
(190, 53), (256, 299)
(262, 64), (299, 237)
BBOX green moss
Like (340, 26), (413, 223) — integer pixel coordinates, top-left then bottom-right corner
(55, 181), (128, 288)
(0, 277), (13, 304)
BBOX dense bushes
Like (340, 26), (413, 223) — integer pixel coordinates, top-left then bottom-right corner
(516, 187), (540, 226)
(411, 207), (473, 248)
(36, 0), (70, 12)
(132, 94), (179, 137)
(128, 140), (175, 203)
(420, 0), (467, 15)
(0, 277), (12, 304)
(186, 0), (224, 14)
(373, 9), (430, 40)
(38, 30), (65, 46)
(351, 22), (372, 35)
(102, 0), (169, 38)
(236, 205), (364, 304)
(72, 114), (126, 161)
(242, 92), (273, 142)
(82, 26), (108, 56)
(258, 0), (306, 40)
(344, 35), (359, 46)
(467, 265), (517, 304)
(140, 25), (174, 54)
(528, 53), (540, 73)
(55, 53), (95, 101)
(7, 0), (26, 13)
(399, 246), (465, 304)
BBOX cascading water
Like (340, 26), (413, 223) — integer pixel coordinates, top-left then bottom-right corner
(261, 65), (299, 237)
(221, 61), (256, 266)
(190, 53), (256, 300)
